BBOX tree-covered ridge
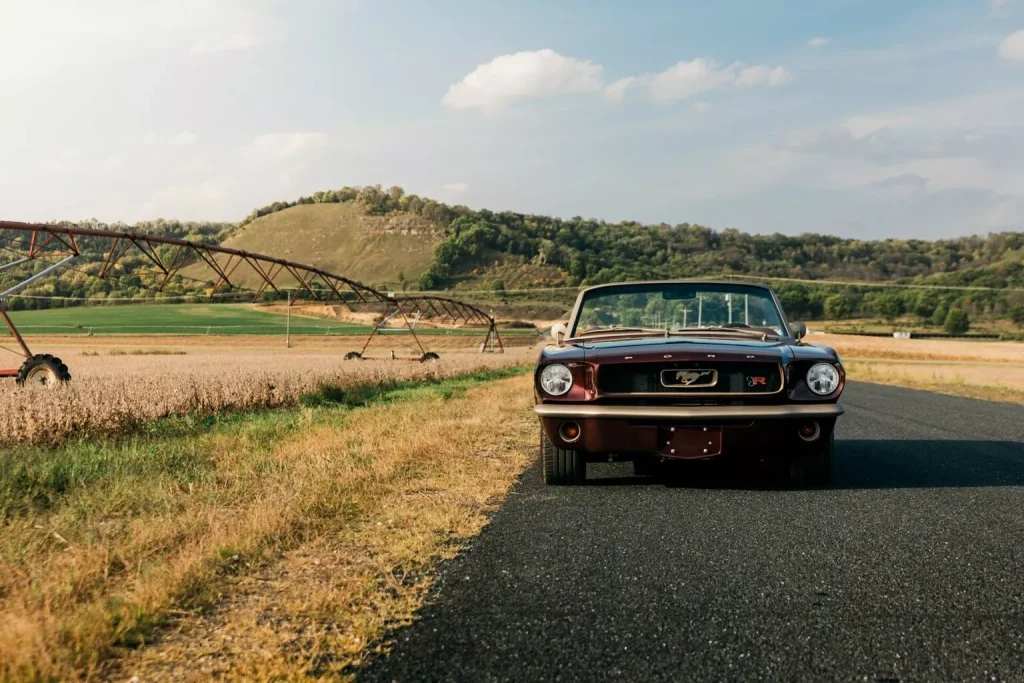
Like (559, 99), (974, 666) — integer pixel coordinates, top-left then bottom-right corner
(237, 184), (1023, 288)
(2, 185), (1022, 328)
(239, 185), (1023, 326)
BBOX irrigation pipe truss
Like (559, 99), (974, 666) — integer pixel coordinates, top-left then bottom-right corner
(0, 221), (504, 381)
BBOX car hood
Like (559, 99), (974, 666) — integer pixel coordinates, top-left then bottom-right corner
(541, 335), (839, 364)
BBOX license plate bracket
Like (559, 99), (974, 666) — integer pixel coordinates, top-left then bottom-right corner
(658, 426), (723, 459)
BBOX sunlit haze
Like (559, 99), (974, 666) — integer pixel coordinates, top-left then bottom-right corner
(2, 0), (1024, 238)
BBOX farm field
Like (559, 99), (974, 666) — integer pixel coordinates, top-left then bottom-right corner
(0, 339), (537, 445)
(4, 303), (539, 340)
(811, 333), (1024, 403)
(6, 303), (370, 336)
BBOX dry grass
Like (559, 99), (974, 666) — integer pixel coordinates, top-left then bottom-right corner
(811, 333), (1024, 363)
(0, 343), (536, 446)
(0, 371), (536, 681)
(843, 360), (1024, 404)
(806, 334), (1024, 403)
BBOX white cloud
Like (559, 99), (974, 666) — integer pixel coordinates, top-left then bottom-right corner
(692, 101), (711, 114)
(444, 50), (792, 110)
(443, 182), (470, 192)
(808, 37), (829, 48)
(189, 31), (261, 55)
(992, 0), (1013, 7)
(240, 132), (329, 162)
(141, 131), (199, 147)
(171, 131), (198, 146)
(736, 65), (793, 87)
(649, 58), (736, 102)
(442, 49), (604, 112)
(999, 30), (1024, 61)
(603, 77), (637, 103)
(648, 59), (792, 102)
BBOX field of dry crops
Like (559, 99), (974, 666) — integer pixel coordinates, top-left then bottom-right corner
(810, 333), (1024, 402)
(0, 337), (537, 445)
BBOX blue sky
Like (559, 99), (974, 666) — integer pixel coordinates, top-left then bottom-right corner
(2, 0), (1023, 239)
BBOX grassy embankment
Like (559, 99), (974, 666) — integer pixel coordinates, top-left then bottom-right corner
(0, 366), (537, 681)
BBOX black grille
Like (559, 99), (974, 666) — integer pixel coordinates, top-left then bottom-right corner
(597, 361), (782, 395)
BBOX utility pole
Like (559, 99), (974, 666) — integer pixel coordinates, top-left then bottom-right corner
(286, 291), (291, 348)
(697, 296), (703, 328)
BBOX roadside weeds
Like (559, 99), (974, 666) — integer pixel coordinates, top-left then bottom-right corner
(0, 370), (535, 681)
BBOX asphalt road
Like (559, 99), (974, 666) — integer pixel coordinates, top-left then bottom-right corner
(360, 382), (1024, 682)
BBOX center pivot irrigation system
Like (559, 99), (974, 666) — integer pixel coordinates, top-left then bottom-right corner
(0, 220), (504, 387)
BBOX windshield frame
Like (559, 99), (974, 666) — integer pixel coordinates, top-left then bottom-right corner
(566, 281), (793, 339)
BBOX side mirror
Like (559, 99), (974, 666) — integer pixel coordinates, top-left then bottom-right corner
(791, 321), (807, 340)
(550, 322), (568, 344)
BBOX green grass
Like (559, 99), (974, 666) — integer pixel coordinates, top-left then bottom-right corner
(6, 303), (539, 337)
(7, 303), (372, 336)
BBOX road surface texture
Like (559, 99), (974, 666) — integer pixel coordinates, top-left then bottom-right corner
(360, 382), (1024, 682)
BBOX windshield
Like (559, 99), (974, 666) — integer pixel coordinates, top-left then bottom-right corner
(570, 283), (787, 337)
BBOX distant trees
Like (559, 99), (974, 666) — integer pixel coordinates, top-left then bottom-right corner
(1011, 302), (1024, 328)
(823, 294), (852, 320)
(913, 290), (941, 319)
(943, 308), (970, 335)
(7, 185), (1024, 327)
(871, 293), (904, 321)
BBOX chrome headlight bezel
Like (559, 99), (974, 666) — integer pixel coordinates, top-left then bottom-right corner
(806, 362), (841, 396)
(539, 363), (574, 396)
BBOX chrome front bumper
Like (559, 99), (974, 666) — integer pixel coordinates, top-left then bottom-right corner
(534, 403), (845, 420)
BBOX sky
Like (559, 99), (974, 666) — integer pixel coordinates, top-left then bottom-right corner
(1, 0), (1024, 239)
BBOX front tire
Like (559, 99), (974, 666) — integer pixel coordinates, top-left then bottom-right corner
(788, 432), (834, 488)
(542, 429), (585, 485)
(16, 354), (71, 388)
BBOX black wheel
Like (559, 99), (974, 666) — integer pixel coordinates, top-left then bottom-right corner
(16, 354), (71, 388)
(542, 429), (585, 485)
(419, 352), (440, 362)
(344, 351), (363, 361)
(788, 432), (834, 488)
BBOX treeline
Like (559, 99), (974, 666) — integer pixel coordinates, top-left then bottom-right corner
(768, 281), (1024, 331)
(3, 186), (1023, 326)
(240, 185), (1024, 313)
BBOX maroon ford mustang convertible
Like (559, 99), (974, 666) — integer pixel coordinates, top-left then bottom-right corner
(534, 281), (845, 487)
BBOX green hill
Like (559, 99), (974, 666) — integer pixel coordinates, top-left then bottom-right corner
(195, 202), (441, 290)
(2, 184), (1022, 329)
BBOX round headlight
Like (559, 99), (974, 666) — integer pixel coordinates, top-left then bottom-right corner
(806, 363), (840, 395)
(540, 364), (573, 396)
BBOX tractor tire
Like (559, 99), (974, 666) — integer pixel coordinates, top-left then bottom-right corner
(542, 429), (585, 485)
(344, 352), (363, 361)
(16, 354), (71, 388)
(788, 432), (834, 488)
(419, 352), (440, 362)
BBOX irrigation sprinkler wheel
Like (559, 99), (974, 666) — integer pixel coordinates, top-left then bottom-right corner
(16, 354), (71, 388)
(344, 352), (363, 361)
(419, 352), (440, 362)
